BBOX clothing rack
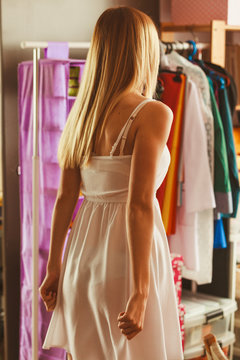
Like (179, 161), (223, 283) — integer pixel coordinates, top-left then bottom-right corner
(20, 41), (90, 360)
(160, 21), (240, 360)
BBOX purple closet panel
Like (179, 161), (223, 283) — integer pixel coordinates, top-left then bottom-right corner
(18, 58), (85, 360)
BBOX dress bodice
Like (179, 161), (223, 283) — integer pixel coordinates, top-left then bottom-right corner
(81, 99), (171, 203)
(80, 146), (170, 203)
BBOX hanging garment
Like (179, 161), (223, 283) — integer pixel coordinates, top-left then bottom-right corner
(214, 218), (227, 249)
(196, 61), (240, 218)
(208, 77), (232, 215)
(198, 60), (238, 117)
(168, 80), (215, 282)
(218, 83), (240, 218)
(233, 127), (240, 182)
(164, 52), (217, 283)
(42, 100), (184, 360)
(18, 58), (85, 360)
(165, 51), (214, 177)
(156, 70), (187, 235)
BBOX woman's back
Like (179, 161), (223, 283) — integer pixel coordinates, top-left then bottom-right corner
(92, 93), (151, 156)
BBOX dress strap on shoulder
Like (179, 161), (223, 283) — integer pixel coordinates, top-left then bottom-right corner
(110, 98), (154, 157)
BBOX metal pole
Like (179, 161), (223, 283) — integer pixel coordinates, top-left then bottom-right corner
(32, 47), (40, 360)
(21, 41), (90, 49)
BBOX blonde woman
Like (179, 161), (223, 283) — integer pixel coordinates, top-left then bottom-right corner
(39, 6), (183, 360)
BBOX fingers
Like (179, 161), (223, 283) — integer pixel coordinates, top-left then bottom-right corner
(118, 313), (143, 340)
(118, 322), (139, 336)
(118, 322), (131, 329)
(121, 327), (137, 335)
(119, 322), (140, 339)
(117, 312), (128, 321)
(125, 330), (140, 340)
(41, 291), (57, 312)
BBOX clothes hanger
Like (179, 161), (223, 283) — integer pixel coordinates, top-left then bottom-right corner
(187, 40), (197, 61)
(186, 40), (230, 88)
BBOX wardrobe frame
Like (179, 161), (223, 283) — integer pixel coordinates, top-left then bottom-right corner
(160, 20), (240, 360)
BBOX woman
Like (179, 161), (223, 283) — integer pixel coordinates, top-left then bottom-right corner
(39, 6), (183, 360)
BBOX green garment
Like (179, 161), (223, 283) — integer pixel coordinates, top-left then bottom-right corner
(218, 84), (240, 218)
(208, 77), (233, 215)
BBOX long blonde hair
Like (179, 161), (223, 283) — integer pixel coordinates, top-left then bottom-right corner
(58, 6), (160, 169)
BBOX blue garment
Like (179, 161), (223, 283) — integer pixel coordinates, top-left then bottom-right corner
(214, 218), (227, 249)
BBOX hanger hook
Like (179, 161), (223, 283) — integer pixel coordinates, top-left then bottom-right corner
(187, 40), (197, 61)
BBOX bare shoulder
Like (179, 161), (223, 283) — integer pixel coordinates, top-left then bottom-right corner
(137, 100), (173, 137)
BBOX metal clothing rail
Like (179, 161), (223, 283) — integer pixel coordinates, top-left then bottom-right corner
(161, 40), (210, 61)
(21, 39), (209, 360)
(161, 40), (210, 52)
(20, 41), (90, 360)
(21, 41), (91, 49)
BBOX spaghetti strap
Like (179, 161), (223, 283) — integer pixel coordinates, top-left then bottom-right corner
(110, 98), (153, 157)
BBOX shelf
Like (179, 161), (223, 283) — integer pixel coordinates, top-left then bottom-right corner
(160, 21), (240, 33)
(160, 20), (240, 67)
(225, 24), (240, 31)
(160, 23), (211, 33)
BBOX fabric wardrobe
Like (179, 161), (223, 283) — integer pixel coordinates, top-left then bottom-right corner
(18, 56), (85, 360)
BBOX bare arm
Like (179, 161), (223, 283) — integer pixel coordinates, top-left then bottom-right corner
(118, 100), (173, 339)
(47, 167), (82, 272)
(39, 167), (81, 311)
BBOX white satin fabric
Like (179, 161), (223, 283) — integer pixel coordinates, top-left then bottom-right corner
(42, 147), (183, 360)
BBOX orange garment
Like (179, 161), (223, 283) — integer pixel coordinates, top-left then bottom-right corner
(233, 127), (240, 182)
(156, 72), (186, 235)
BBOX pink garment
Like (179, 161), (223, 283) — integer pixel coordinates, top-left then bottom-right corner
(169, 80), (215, 283)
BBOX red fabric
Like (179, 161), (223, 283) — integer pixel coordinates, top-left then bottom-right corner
(171, 253), (185, 349)
(178, 303), (185, 351)
(171, 253), (184, 305)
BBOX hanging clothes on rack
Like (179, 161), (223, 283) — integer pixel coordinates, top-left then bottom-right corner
(165, 50), (215, 176)
(203, 61), (238, 117)
(159, 50), (216, 284)
(159, 42), (240, 283)
(18, 55), (85, 360)
(167, 79), (215, 276)
(196, 60), (240, 219)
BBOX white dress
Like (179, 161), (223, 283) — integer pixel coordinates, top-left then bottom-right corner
(42, 99), (184, 360)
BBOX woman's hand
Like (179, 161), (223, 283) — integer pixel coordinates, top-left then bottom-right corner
(117, 292), (148, 340)
(39, 270), (60, 312)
